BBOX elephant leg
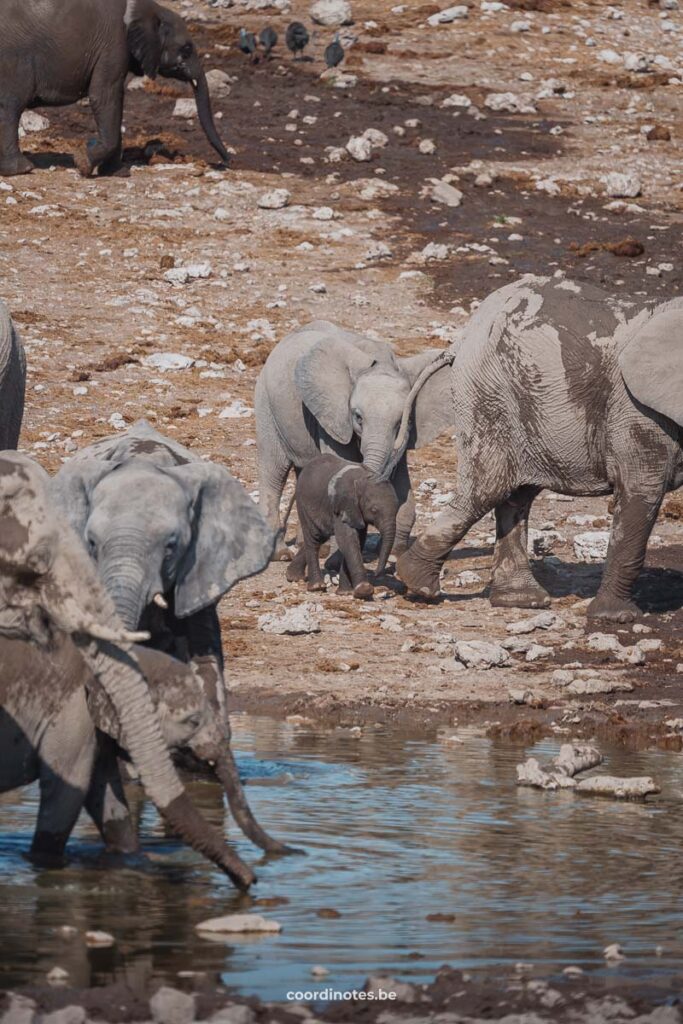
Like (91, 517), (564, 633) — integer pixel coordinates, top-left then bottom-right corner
(588, 480), (664, 623)
(286, 545), (307, 582)
(0, 98), (32, 177)
(75, 71), (124, 177)
(489, 486), (550, 608)
(397, 487), (508, 599)
(256, 383), (295, 561)
(304, 534), (325, 591)
(336, 525), (373, 598)
(391, 455), (415, 557)
(85, 738), (140, 855)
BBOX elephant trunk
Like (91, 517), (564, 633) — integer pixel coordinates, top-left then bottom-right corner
(191, 67), (230, 164)
(214, 748), (300, 856)
(389, 351), (457, 478)
(361, 438), (394, 479)
(98, 549), (148, 632)
(375, 516), (396, 576)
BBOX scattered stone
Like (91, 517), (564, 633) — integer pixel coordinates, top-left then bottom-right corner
(578, 776), (660, 799)
(510, 19), (531, 32)
(173, 98), (197, 119)
(346, 135), (373, 161)
(428, 180), (463, 207)
(46, 967), (69, 986)
(427, 5), (469, 26)
(164, 263), (213, 285)
(567, 677), (633, 695)
(205, 69), (232, 99)
(258, 604), (322, 635)
(85, 930), (115, 947)
(441, 93), (471, 109)
(528, 527), (563, 556)
(573, 530), (610, 562)
(196, 914), (282, 935)
(310, 0), (353, 26)
(19, 111), (50, 135)
(526, 644), (553, 662)
(484, 92), (536, 113)
(258, 189), (291, 210)
(453, 640), (511, 669)
(150, 986), (196, 1024)
(552, 669), (575, 686)
(141, 353), (194, 372)
(350, 178), (399, 200)
(219, 400), (253, 419)
(409, 242), (450, 264)
(602, 172), (642, 198)
(419, 138), (437, 155)
(507, 611), (564, 635)
(518, 743), (603, 791)
(455, 570), (482, 587)
(509, 688), (534, 705)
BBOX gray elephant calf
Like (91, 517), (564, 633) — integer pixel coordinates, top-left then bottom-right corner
(0, 300), (26, 449)
(286, 454), (399, 599)
(0, 0), (228, 177)
(256, 320), (453, 559)
(398, 275), (683, 622)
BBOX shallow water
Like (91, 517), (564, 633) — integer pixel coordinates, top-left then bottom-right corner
(1, 715), (682, 1001)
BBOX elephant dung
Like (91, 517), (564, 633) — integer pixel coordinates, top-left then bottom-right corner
(150, 986), (196, 1024)
(453, 640), (511, 669)
(258, 603), (322, 635)
(196, 914), (282, 935)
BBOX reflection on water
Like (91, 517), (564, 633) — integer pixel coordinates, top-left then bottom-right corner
(1, 716), (682, 1001)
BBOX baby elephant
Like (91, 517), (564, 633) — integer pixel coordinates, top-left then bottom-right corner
(287, 455), (398, 599)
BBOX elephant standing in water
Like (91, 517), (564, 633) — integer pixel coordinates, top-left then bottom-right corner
(0, 301), (26, 449)
(0, 453), (254, 887)
(51, 420), (293, 855)
(255, 320), (453, 559)
(397, 275), (683, 622)
(0, 0), (229, 177)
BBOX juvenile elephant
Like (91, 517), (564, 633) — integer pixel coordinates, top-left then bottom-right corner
(286, 455), (399, 599)
(0, 0), (229, 177)
(397, 275), (683, 622)
(0, 452), (255, 888)
(255, 320), (453, 559)
(0, 301), (26, 449)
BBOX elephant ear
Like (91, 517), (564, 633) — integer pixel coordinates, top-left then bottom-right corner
(167, 463), (275, 618)
(49, 459), (117, 538)
(126, 2), (163, 79)
(294, 336), (377, 445)
(399, 351), (454, 449)
(619, 307), (683, 428)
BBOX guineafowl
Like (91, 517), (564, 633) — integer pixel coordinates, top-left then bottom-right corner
(260, 25), (278, 59)
(239, 28), (258, 62)
(286, 21), (310, 60)
(324, 33), (344, 68)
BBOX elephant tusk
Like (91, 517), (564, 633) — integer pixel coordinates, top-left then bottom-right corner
(191, 79), (199, 89)
(153, 593), (169, 609)
(86, 623), (151, 644)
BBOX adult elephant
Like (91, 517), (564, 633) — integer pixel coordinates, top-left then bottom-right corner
(50, 421), (291, 854)
(0, 301), (26, 449)
(255, 320), (453, 559)
(397, 275), (683, 623)
(0, 0), (229, 177)
(0, 452), (254, 888)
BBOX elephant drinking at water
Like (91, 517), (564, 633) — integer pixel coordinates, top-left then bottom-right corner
(255, 320), (453, 559)
(397, 275), (683, 622)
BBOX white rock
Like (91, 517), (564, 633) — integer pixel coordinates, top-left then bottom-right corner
(578, 776), (660, 799)
(364, 241), (392, 260)
(164, 263), (213, 285)
(312, 206), (335, 220)
(637, 638), (662, 653)
(219, 400), (253, 419)
(567, 677), (633, 695)
(352, 178), (399, 200)
(552, 669), (575, 686)
(453, 640), (511, 669)
(258, 189), (291, 209)
(205, 69), (232, 99)
(346, 135), (373, 162)
(108, 413), (126, 431)
(528, 527), (563, 556)
(85, 930), (115, 947)
(419, 138), (437, 155)
(526, 644), (553, 662)
(602, 172), (642, 198)
(410, 242), (450, 263)
(141, 353), (194, 372)
(258, 604), (322, 635)
(173, 98), (197, 119)
(428, 5), (469, 25)
(196, 914), (282, 934)
(441, 93), (471, 108)
(510, 18), (531, 31)
(429, 180), (463, 206)
(46, 967), (69, 986)
(19, 111), (50, 136)
(150, 986), (196, 1024)
(507, 611), (564, 635)
(379, 614), (403, 633)
(455, 570), (482, 587)
(574, 530), (610, 562)
(598, 48), (622, 64)
(310, 0), (352, 26)
(484, 92), (536, 113)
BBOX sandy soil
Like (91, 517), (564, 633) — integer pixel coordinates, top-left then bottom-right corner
(3, 0), (682, 748)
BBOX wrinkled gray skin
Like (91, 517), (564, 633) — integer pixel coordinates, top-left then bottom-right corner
(0, 0), (229, 177)
(0, 302), (25, 449)
(286, 455), (399, 599)
(0, 640), (223, 863)
(255, 320), (452, 559)
(0, 452), (255, 887)
(50, 421), (293, 856)
(397, 275), (683, 623)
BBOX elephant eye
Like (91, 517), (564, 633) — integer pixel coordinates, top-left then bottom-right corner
(87, 537), (98, 560)
(179, 42), (193, 59)
(165, 536), (179, 556)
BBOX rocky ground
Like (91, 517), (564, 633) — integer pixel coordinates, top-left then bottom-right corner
(3, 0), (682, 755)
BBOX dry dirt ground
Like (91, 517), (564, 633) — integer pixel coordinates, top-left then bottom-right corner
(3, 0), (682, 748)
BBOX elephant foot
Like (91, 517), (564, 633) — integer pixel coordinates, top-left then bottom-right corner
(353, 581), (374, 601)
(0, 153), (33, 176)
(286, 562), (306, 582)
(587, 592), (638, 623)
(273, 541), (293, 562)
(74, 144), (95, 178)
(307, 580), (326, 592)
(396, 545), (441, 599)
(489, 577), (551, 609)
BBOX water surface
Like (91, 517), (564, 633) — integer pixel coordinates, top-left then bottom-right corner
(1, 716), (682, 1000)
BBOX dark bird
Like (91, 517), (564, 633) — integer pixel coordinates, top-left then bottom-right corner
(259, 25), (278, 59)
(324, 33), (344, 69)
(286, 21), (310, 60)
(239, 28), (258, 62)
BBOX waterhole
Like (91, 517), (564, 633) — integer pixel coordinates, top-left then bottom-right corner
(0, 715), (681, 1000)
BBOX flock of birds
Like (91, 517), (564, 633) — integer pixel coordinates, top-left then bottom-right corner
(238, 22), (345, 67)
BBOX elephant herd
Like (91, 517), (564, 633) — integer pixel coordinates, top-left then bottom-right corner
(0, 269), (682, 887)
